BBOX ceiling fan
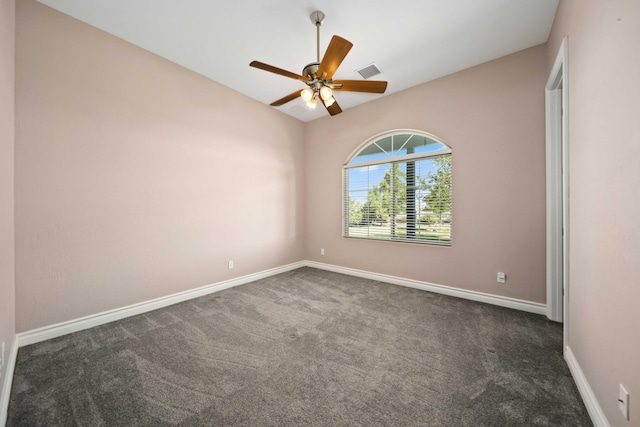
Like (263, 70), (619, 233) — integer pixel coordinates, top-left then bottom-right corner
(250, 11), (388, 116)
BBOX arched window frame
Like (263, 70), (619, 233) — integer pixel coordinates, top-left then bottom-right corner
(343, 129), (453, 245)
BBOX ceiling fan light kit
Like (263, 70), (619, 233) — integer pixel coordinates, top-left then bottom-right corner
(249, 10), (388, 116)
(301, 87), (314, 102)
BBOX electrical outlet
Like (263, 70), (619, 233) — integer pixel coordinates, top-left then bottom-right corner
(619, 384), (629, 420)
(497, 272), (506, 283)
(321, 248), (325, 255)
(228, 260), (234, 269)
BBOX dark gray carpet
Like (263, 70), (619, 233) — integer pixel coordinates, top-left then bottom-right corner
(7, 267), (591, 426)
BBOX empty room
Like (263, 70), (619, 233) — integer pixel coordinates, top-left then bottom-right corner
(1, 0), (638, 425)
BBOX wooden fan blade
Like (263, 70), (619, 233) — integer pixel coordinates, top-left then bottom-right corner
(317, 36), (353, 80)
(332, 80), (388, 93)
(270, 91), (302, 107)
(322, 97), (343, 116)
(250, 61), (308, 81)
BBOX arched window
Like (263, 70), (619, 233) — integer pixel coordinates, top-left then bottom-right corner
(343, 130), (452, 245)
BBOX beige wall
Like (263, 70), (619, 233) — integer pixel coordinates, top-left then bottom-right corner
(15, 0), (305, 332)
(305, 45), (548, 304)
(547, 1), (640, 425)
(10, 1), (640, 425)
(0, 0), (16, 407)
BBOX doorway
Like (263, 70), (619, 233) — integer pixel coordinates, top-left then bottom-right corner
(545, 37), (569, 348)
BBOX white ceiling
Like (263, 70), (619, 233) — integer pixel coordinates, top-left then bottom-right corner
(36, 0), (559, 122)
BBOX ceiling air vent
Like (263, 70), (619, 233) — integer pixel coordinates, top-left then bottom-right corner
(356, 63), (382, 79)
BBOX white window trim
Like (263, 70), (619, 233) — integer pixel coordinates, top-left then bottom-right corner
(343, 130), (452, 246)
(343, 129), (450, 166)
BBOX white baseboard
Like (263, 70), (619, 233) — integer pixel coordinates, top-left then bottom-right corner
(305, 261), (547, 315)
(0, 335), (18, 427)
(564, 345), (610, 427)
(14, 260), (546, 347)
(17, 261), (305, 347)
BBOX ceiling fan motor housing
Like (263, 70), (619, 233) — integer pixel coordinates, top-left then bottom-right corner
(302, 62), (320, 79)
(302, 62), (336, 97)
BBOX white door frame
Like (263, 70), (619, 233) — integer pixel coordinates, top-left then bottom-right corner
(545, 37), (569, 346)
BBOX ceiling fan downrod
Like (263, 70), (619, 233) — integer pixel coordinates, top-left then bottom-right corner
(310, 11), (325, 63)
(301, 11), (325, 81)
